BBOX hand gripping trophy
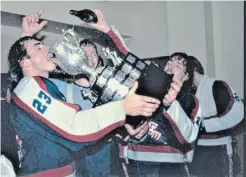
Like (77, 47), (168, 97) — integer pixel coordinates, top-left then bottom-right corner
(52, 28), (172, 105)
(52, 10), (173, 129)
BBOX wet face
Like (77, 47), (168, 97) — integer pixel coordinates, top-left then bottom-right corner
(164, 56), (187, 75)
(24, 39), (56, 73)
(81, 45), (99, 68)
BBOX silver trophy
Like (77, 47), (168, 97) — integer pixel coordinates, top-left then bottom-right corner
(53, 28), (146, 105)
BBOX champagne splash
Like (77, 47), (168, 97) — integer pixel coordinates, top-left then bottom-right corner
(52, 28), (89, 76)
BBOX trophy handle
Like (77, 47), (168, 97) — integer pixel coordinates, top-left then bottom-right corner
(102, 47), (123, 67)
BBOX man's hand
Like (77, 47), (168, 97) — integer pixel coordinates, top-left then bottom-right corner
(87, 9), (110, 33)
(123, 81), (160, 117)
(163, 85), (179, 106)
(125, 121), (149, 139)
(21, 8), (48, 37)
(74, 78), (90, 87)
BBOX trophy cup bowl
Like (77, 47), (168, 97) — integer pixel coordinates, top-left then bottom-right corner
(52, 28), (95, 76)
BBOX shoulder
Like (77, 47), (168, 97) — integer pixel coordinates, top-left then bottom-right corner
(212, 80), (232, 98)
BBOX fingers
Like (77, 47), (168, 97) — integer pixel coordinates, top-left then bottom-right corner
(39, 20), (48, 28)
(163, 92), (177, 104)
(170, 82), (181, 93)
(92, 9), (104, 19)
(29, 13), (36, 23)
(128, 81), (138, 95)
(141, 95), (160, 105)
(134, 121), (147, 134)
(33, 12), (40, 22)
(125, 122), (148, 136)
(125, 124), (135, 136)
(26, 8), (45, 23)
(38, 8), (45, 16)
(142, 106), (157, 114)
(135, 123), (149, 139)
(92, 9), (100, 16)
(142, 102), (159, 111)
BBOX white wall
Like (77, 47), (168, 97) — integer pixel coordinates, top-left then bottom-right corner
(1, 1), (244, 97)
(165, 1), (243, 97)
(1, 1), (169, 58)
(212, 1), (244, 97)
(166, 1), (208, 72)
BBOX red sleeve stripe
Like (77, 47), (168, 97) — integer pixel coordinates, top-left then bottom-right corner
(163, 112), (189, 145)
(191, 95), (199, 122)
(12, 93), (124, 142)
(107, 30), (128, 55)
(127, 143), (182, 153)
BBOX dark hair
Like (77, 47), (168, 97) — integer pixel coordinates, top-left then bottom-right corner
(8, 36), (39, 82)
(80, 39), (98, 53)
(188, 55), (204, 75)
(169, 52), (196, 95)
(79, 39), (104, 67)
(170, 52), (189, 61)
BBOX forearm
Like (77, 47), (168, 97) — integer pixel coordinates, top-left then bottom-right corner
(13, 77), (126, 143)
(107, 30), (129, 56)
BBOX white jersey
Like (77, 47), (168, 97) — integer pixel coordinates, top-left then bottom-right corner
(195, 75), (244, 147)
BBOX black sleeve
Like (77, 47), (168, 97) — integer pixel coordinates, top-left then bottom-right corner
(177, 92), (197, 118)
(212, 80), (232, 115)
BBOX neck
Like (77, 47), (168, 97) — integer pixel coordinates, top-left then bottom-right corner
(23, 69), (49, 78)
(193, 72), (204, 88)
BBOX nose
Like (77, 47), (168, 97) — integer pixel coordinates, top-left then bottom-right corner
(44, 45), (50, 53)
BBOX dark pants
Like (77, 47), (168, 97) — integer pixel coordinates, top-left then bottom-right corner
(188, 145), (230, 177)
(76, 143), (125, 177)
(127, 160), (188, 177)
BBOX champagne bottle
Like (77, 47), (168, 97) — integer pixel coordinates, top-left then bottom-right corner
(69, 9), (98, 23)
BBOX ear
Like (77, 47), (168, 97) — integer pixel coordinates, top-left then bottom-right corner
(19, 58), (31, 69)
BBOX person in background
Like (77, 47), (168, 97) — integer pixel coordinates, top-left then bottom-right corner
(185, 55), (244, 177)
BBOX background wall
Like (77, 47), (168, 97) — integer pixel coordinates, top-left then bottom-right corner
(1, 1), (244, 98)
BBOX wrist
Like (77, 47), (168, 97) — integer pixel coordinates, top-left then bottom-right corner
(102, 26), (110, 33)
(21, 32), (33, 37)
(122, 99), (128, 114)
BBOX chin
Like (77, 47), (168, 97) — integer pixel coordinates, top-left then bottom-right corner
(47, 63), (57, 72)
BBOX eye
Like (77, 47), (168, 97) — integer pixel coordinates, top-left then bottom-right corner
(36, 44), (43, 50)
(92, 52), (97, 57)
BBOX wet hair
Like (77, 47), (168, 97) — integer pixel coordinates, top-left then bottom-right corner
(188, 55), (204, 75)
(170, 52), (189, 61)
(79, 39), (104, 67)
(80, 39), (98, 53)
(8, 36), (39, 92)
(8, 36), (39, 82)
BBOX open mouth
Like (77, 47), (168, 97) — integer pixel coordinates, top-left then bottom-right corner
(46, 52), (56, 59)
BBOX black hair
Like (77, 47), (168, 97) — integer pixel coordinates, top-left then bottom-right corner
(8, 36), (39, 82)
(170, 52), (189, 61)
(8, 36), (39, 92)
(188, 55), (204, 75)
(79, 39), (104, 67)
